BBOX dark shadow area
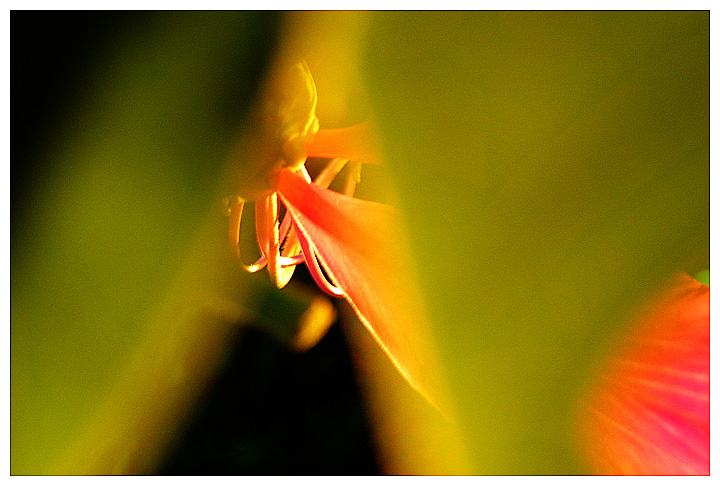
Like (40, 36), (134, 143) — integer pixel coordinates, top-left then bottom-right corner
(158, 307), (380, 475)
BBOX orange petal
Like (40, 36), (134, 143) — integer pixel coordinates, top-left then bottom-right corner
(277, 168), (440, 404)
(578, 274), (709, 475)
(304, 122), (381, 165)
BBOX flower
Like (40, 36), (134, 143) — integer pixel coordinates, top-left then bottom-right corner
(577, 274), (710, 475)
(226, 60), (440, 405)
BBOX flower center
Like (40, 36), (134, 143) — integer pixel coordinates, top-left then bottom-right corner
(227, 60), (371, 294)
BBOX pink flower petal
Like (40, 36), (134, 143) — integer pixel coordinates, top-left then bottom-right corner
(277, 168), (438, 402)
(578, 274), (709, 475)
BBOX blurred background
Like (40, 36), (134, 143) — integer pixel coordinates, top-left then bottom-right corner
(11, 11), (709, 475)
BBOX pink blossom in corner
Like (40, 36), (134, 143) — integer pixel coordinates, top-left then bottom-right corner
(578, 274), (709, 475)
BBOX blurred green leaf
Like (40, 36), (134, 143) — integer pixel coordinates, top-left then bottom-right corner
(363, 11), (708, 474)
(10, 12), (293, 474)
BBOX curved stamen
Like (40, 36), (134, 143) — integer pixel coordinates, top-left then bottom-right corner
(279, 254), (305, 267)
(278, 224), (304, 268)
(342, 161), (361, 197)
(312, 158), (348, 188)
(299, 164), (313, 183)
(228, 195), (306, 271)
(228, 197), (267, 273)
(255, 194), (282, 286)
(289, 208), (345, 297)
